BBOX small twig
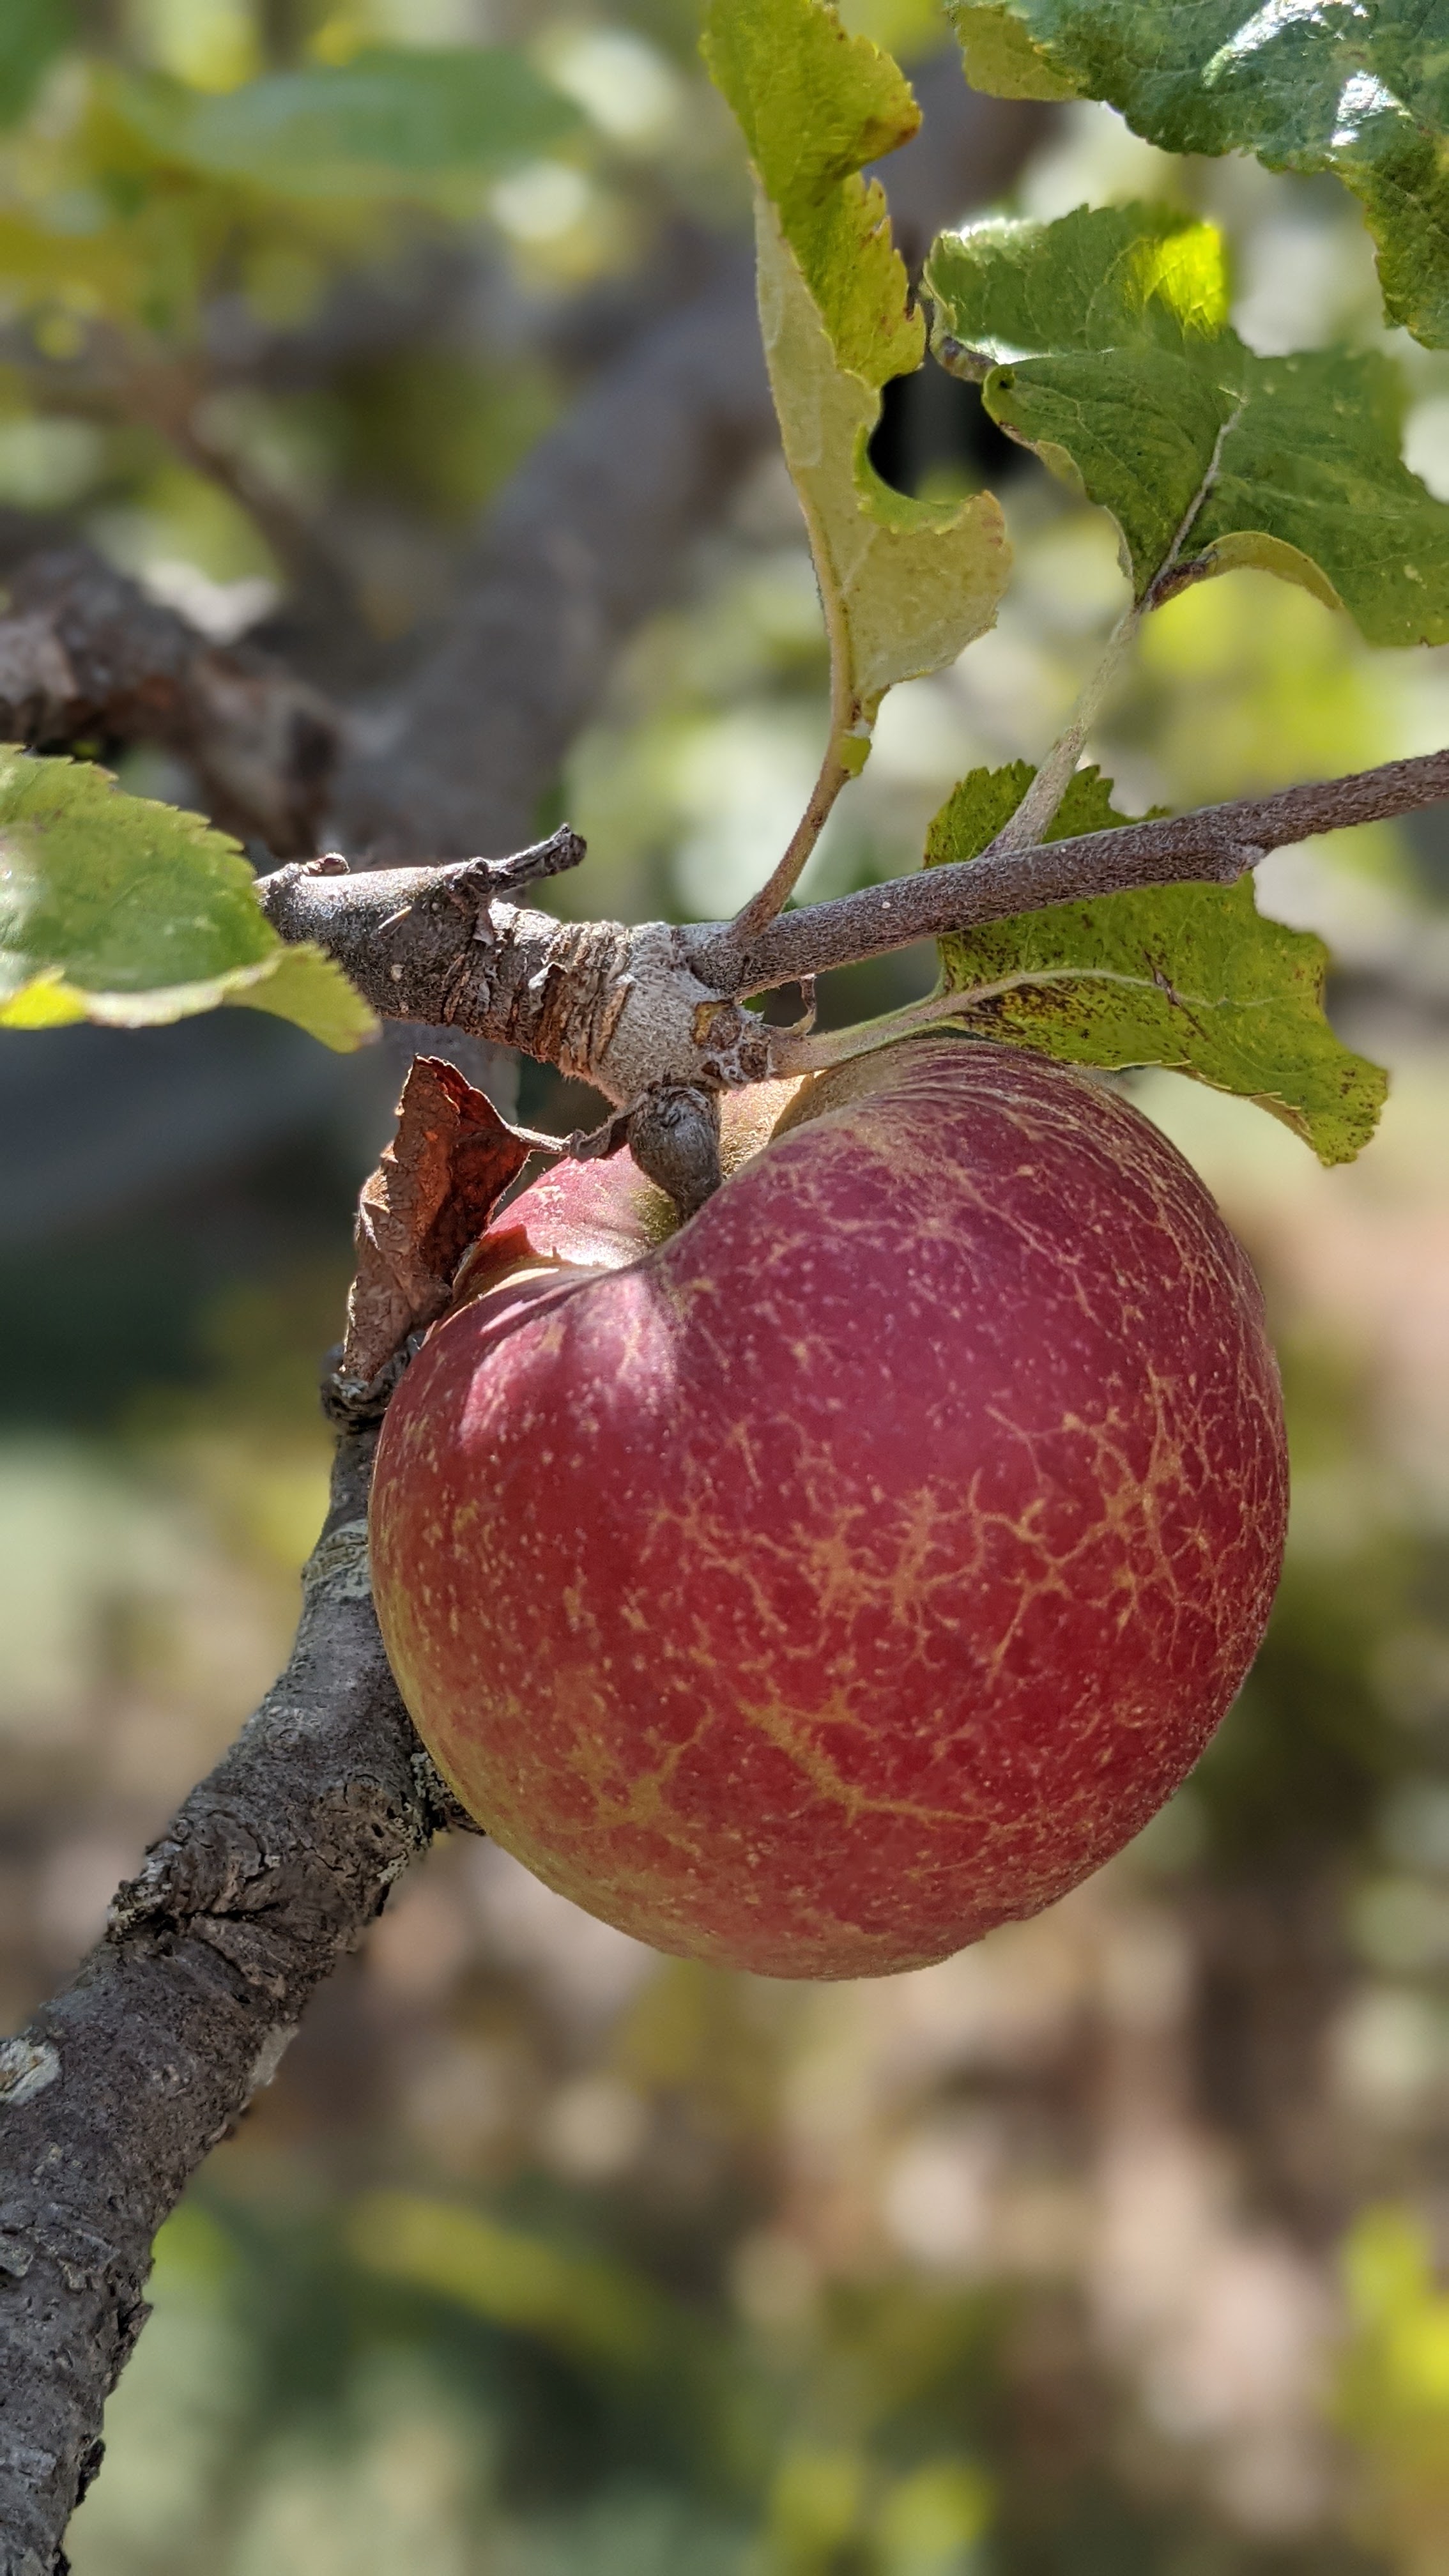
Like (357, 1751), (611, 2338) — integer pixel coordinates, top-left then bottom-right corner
(258, 748), (1449, 1099)
(455, 824), (588, 896)
(683, 749), (1449, 1005)
(725, 749), (1449, 995)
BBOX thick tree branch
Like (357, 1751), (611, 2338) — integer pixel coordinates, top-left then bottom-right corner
(259, 749), (1449, 1110)
(0, 1418), (463, 2574)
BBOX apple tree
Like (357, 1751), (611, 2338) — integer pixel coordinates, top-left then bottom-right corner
(3, 0), (1449, 2561)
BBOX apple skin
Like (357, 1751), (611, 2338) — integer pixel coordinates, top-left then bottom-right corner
(371, 1039), (1287, 1979)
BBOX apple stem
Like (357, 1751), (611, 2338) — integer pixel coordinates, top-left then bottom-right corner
(627, 1082), (725, 1220)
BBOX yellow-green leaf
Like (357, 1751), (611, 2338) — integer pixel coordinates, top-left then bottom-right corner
(760, 208), (1011, 734)
(704, 0), (1010, 755)
(929, 762), (1387, 1164)
(0, 748), (374, 1052)
(703, 0), (923, 388)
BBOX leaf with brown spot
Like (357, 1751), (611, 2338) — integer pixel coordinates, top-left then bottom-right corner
(342, 1058), (536, 1386)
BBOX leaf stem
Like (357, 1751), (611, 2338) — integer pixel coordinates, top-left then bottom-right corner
(770, 960), (1215, 1077)
(984, 397), (1244, 862)
(984, 596), (1144, 859)
(727, 735), (857, 949)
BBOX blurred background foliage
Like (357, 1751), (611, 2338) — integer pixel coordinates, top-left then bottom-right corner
(3, 1), (1449, 2569)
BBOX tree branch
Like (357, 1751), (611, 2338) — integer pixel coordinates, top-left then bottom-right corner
(0, 546), (339, 857)
(259, 749), (1449, 1111)
(0, 1414), (467, 2573)
(714, 749), (1449, 993)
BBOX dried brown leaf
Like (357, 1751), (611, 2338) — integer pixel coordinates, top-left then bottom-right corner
(342, 1057), (535, 1385)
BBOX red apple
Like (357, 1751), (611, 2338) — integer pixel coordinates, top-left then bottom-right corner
(371, 1038), (1287, 1979)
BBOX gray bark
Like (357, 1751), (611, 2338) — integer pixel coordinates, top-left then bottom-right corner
(0, 546), (338, 859)
(253, 749), (1449, 1087)
(0, 1423), (464, 2573)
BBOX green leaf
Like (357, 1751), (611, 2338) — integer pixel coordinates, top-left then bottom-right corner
(926, 758), (1154, 862)
(0, 749), (374, 1052)
(0, 0), (72, 130)
(943, 0), (1449, 349)
(703, 0), (1010, 754)
(928, 761), (1387, 1164)
(112, 48), (579, 201)
(703, 0), (924, 387)
(758, 222), (1011, 740)
(926, 203), (1449, 645)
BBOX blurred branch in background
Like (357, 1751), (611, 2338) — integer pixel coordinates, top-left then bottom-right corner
(0, 543), (337, 854)
(327, 59), (1049, 861)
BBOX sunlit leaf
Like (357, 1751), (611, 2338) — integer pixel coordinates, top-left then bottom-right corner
(703, 0), (923, 387)
(112, 48), (579, 201)
(0, 749), (374, 1051)
(1339, 2205), (1449, 2497)
(926, 203), (1449, 643)
(703, 0), (1009, 762)
(929, 761), (1387, 1163)
(943, 0), (1449, 349)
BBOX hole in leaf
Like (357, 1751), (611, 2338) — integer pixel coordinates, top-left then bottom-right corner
(868, 362), (1020, 502)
